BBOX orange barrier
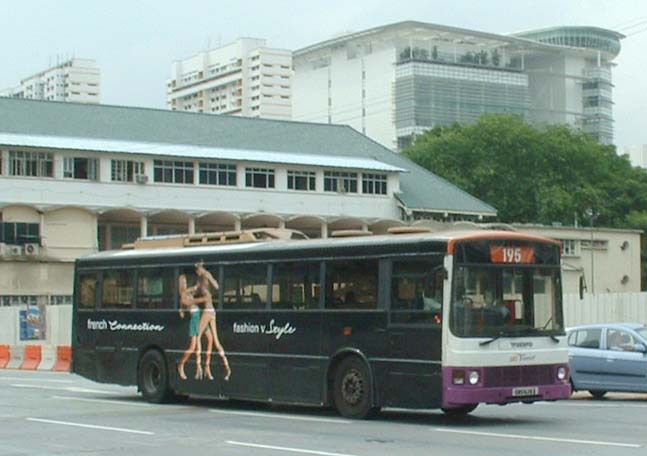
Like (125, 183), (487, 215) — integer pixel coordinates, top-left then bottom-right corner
(0, 345), (9, 368)
(53, 346), (72, 372)
(38, 346), (57, 370)
(21, 345), (42, 370)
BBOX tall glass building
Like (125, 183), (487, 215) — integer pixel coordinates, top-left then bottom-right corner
(292, 22), (623, 149)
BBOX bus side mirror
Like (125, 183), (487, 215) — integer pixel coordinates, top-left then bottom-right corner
(579, 276), (586, 300)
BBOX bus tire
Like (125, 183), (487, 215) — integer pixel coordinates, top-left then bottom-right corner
(441, 404), (478, 416)
(138, 349), (173, 403)
(333, 356), (375, 419)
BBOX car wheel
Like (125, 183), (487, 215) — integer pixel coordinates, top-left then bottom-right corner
(589, 390), (607, 399)
(333, 357), (375, 419)
(442, 404), (478, 416)
(138, 349), (173, 403)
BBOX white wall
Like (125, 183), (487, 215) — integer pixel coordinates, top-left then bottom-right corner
(564, 293), (647, 327)
(0, 305), (71, 346)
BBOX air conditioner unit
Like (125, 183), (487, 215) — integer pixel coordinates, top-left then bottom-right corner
(8, 245), (23, 257)
(0, 243), (6, 256)
(24, 243), (40, 256)
(135, 174), (149, 184)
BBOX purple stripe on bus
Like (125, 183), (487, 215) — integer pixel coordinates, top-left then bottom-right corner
(441, 366), (571, 409)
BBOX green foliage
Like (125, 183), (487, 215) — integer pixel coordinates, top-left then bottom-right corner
(403, 114), (647, 230)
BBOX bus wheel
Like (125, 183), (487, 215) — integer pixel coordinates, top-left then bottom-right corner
(333, 357), (374, 419)
(441, 404), (478, 416)
(138, 349), (172, 403)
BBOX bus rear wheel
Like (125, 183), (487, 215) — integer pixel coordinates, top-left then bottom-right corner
(138, 349), (173, 403)
(333, 357), (375, 419)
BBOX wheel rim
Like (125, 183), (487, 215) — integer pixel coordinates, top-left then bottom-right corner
(341, 368), (364, 406)
(145, 363), (161, 393)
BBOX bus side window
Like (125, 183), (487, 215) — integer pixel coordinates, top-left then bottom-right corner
(223, 264), (268, 309)
(78, 273), (98, 309)
(102, 270), (135, 309)
(325, 259), (378, 310)
(390, 258), (443, 325)
(137, 268), (175, 309)
(271, 262), (321, 310)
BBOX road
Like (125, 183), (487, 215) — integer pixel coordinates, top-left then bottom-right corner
(1, 370), (645, 456)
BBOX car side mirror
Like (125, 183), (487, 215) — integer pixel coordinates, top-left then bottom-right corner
(634, 343), (647, 353)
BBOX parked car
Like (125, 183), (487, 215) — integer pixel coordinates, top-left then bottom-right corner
(567, 323), (647, 398)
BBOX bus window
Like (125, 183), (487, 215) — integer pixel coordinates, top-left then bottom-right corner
(137, 268), (176, 309)
(78, 273), (98, 309)
(102, 270), (135, 309)
(223, 264), (268, 309)
(271, 262), (321, 310)
(325, 259), (378, 309)
(390, 259), (443, 325)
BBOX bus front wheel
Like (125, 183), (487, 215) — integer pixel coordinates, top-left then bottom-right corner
(333, 356), (375, 419)
(138, 349), (173, 403)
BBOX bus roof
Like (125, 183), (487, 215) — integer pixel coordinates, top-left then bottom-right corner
(77, 229), (560, 267)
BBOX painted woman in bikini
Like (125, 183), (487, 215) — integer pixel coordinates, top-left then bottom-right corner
(196, 263), (231, 381)
(177, 273), (208, 380)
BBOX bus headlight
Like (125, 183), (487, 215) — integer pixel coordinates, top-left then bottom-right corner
(468, 370), (480, 385)
(557, 366), (567, 381)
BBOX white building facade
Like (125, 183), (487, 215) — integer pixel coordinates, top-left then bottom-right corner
(292, 22), (623, 150)
(621, 145), (647, 168)
(167, 38), (292, 120)
(0, 58), (100, 104)
(0, 98), (496, 305)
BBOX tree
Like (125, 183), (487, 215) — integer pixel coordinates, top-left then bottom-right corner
(403, 114), (647, 229)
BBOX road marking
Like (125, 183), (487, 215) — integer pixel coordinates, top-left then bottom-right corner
(537, 402), (647, 409)
(11, 384), (117, 395)
(0, 377), (74, 383)
(432, 428), (641, 448)
(226, 441), (358, 456)
(26, 418), (154, 435)
(210, 409), (353, 424)
(51, 395), (153, 407)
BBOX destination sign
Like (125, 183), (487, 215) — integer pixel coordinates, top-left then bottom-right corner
(490, 246), (535, 264)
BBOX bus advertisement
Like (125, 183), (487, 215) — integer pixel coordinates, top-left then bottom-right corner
(72, 228), (571, 418)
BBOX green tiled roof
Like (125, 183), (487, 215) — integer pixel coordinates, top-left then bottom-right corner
(0, 97), (496, 216)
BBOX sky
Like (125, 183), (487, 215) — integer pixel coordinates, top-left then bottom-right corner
(1, 0), (646, 148)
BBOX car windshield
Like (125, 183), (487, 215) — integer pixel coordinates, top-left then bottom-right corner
(450, 265), (564, 338)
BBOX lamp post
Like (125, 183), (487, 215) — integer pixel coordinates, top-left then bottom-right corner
(585, 208), (599, 294)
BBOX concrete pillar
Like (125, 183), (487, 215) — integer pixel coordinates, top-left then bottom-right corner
(188, 217), (196, 234)
(140, 215), (148, 238)
(361, 222), (369, 232)
(321, 222), (328, 239)
(279, 219), (286, 229)
(105, 223), (112, 251)
(39, 212), (47, 247)
(234, 218), (241, 231)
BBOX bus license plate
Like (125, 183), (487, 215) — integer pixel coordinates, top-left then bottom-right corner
(512, 387), (538, 397)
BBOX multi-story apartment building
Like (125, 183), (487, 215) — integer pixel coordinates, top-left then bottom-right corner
(622, 145), (647, 168)
(1, 58), (100, 104)
(292, 22), (623, 150)
(167, 38), (292, 120)
(0, 97), (495, 304)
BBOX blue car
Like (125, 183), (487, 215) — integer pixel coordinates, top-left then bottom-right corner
(567, 323), (647, 398)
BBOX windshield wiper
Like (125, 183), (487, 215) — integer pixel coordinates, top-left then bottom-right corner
(479, 327), (559, 346)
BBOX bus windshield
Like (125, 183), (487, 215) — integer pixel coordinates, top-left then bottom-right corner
(450, 265), (563, 338)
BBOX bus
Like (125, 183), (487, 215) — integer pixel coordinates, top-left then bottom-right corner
(72, 227), (571, 418)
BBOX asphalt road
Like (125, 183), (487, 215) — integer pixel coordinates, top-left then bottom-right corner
(1, 370), (646, 456)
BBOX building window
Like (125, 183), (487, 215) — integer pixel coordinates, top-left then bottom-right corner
(63, 157), (99, 180)
(8, 151), (53, 177)
(362, 173), (387, 195)
(199, 162), (237, 186)
(0, 222), (40, 245)
(111, 160), (144, 182)
(287, 170), (316, 191)
(560, 239), (578, 257)
(153, 160), (194, 184)
(324, 171), (358, 193)
(245, 167), (275, 188)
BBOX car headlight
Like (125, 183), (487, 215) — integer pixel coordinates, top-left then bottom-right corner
(468, 370), (480, 385)
(557, 366), (567, 381)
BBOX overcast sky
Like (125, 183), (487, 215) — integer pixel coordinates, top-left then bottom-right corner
(1, 0), (646, 148)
